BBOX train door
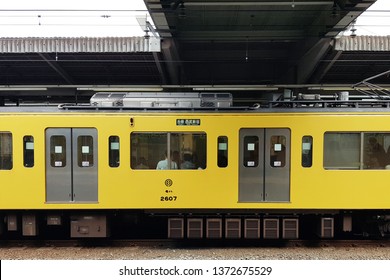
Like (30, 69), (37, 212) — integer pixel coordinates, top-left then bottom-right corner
(239, 128), (290, 202)
(45, 128), (98, 202)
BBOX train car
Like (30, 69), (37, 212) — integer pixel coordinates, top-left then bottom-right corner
(1, 92), (390, 240)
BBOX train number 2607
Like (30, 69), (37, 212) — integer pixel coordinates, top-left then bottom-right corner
(160, 196), (177, 201)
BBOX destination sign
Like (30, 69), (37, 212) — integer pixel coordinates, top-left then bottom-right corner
(176, 119), (201, 126)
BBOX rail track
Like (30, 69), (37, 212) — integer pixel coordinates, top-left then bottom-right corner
(1, 238), (390, 248)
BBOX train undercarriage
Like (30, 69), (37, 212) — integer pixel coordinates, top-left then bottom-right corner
(1, 210), (390, 240)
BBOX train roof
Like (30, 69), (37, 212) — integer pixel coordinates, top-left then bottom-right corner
(2, 103), (390, 114)
(2, 91), (390, 114)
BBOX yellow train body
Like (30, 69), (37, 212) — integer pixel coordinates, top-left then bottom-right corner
(1, 110), (390, 212)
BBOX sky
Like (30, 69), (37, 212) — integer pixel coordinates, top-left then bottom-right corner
(0, 0), (149, 37)
(351, 0), (390, 36)
(0, 0), (388, 37)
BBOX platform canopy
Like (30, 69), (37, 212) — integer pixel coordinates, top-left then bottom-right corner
(1, 0), (388, 103)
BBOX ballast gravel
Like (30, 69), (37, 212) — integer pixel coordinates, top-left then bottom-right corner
(1, 245), (390, 260)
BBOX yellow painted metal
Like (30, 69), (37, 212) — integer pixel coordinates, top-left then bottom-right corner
(1, 111), (390, 210)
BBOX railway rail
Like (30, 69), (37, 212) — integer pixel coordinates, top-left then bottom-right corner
(1, 238), (390, 249)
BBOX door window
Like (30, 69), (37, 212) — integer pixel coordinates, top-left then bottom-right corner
(50, 135), (66, 167)
(77, 135), (94, 167)
(243, 136), (259, 167)
(270, 135), (286, 167)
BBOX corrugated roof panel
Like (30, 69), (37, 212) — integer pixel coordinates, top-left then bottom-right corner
(0, 37), (160, 53)
(335, 36), (390, 51)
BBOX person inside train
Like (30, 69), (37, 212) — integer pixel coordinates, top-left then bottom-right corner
(136, 157), (149, 169)
(367, 137), (387, 169)
(181, 152), (195, 169)
(156, 151), (178, 170)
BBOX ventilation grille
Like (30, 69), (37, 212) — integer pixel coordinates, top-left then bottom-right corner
(168, 218), (184, 239)
(244, 219), (260, 239)
(187, 218), (203, 239)
(225, 219), (241, 239)
(207, 218), (222, 239)
(282, 219), (299, 239)
(263, 218), (279, 239)
(321, 217), (334, 238)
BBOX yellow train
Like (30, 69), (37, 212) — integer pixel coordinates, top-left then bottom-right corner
(1, 92), (390, 239)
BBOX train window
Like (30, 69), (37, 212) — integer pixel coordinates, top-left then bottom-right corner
(176, 133), (207, 170)
(324, 132), (390, 170)
(0, 132), (12, 170)
(23, 135), (34, 168)
(131, 133), (166, 169)
(243, 136), (258, 167)
(109, 136), (120, 167)
(270, 135), (286, 167)
(131, 132), (207, 170)
(324, 133), (360, 169)
(77, 136), (94, 167)
(50, 136), (66, 168)
(302, 136), (313, 168)
(363, 133), (390, 169)
(217, 136), (228, 168)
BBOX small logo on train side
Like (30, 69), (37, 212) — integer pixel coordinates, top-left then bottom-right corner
(176, 119), (201, 126)
(165, 179), (173, 187)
